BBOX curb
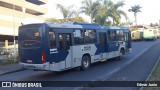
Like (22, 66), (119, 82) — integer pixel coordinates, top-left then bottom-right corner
(0, 68), (25, 76)
(139, 53), (160, 90)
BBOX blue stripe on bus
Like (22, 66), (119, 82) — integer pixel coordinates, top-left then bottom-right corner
(47, 50), (69, 63)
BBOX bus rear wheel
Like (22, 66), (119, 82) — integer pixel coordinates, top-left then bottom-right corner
(80, 55), (91, 70)
(118, 49), (124, 60)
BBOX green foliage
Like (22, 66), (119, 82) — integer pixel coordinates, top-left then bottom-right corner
(45, 18), (61, 23)
(81, 0), (100, 23)
(80, 0), (128, 26)
(56, 4), (75, 19)
(0, 60), (17, 66)
(94, 0), (111, 25)
(71, 17), (86, 22)
(94, 15), (107, 26)
(107, 0), (127, 26)
(51, 0), (130, 26)
(128, 5), (142, 13)
(45, 17), (86, 23)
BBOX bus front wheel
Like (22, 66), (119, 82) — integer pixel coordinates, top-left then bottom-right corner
(80, 55), (91, 70)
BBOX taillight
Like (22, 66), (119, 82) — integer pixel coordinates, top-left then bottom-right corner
(42, 51), (46, 64)
(118, 41), (123, 44)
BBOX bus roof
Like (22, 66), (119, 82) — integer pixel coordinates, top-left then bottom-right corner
(20, 22), (130, 31)
(44, 22), (102, 29)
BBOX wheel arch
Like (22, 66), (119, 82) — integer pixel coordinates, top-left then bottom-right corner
(82, 53), (91, 59)
(120, 47), (125, 55)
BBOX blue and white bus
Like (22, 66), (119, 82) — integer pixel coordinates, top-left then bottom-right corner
(18, 22), (131, 71)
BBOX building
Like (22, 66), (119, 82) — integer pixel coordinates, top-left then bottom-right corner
(0, 0), (48, 42)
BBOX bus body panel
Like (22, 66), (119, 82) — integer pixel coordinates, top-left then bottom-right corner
(157, 29), (160, 38)
(45, 27), (73, 70)
(72, 44), (98, 67)
(19, 49), (42, 64)
(18, 24), (43, 64)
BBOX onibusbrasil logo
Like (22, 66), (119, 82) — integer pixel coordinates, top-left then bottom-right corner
(1, 82), (42, 87)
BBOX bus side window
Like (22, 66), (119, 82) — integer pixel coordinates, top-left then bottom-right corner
(110, 30), (116, 41)
(121, 30), (124, 41)
(84, 30), (97, 44)
(58, 33), (71, 50)
(58, 34), (63, 50)
(116, 30), (120, 40)
(49, 31), (56, 48)
(116, 30), (124, 41)
(125, 32), (129, 41)
(107, 30), (111, 42)
(65, 34), (71, 50)
(74, 30), (83, 45)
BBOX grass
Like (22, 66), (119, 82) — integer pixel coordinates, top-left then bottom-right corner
(0, 60), (17, 66)
(143, 58), (160, 90)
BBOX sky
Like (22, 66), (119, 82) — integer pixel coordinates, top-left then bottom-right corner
(45, 0), (160, 25)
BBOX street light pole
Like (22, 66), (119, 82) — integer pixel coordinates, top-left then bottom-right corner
(13, 0), (16, 62)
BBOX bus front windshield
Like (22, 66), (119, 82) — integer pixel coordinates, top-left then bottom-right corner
(18, 26), (42, 48)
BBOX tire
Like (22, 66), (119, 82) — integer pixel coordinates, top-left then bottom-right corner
(80, 55), (91, 70)
(118, 49), (124, 60)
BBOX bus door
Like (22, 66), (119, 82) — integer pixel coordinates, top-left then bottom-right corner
(124, 32), (131, 51)
(99, 32), (107, 53)
(58, 33), (72, 68)
(107, 30), (119, 52)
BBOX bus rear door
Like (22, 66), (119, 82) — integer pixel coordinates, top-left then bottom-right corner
(107, 30), (119, 52)
(124, 31), (131, 52)
(58, 33), (72, 69)
(99, 32), (107, 59)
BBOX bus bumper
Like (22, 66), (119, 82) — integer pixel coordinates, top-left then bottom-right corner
(19, 62), (50, 71)
(125, 48), (132, 54)
(128, 48), (132, 53)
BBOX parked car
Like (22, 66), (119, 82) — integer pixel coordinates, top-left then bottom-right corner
(0, 55), (4, 62)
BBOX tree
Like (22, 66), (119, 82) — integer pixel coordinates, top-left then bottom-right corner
(81, 0), (100, 23)
(128, 5), (142, 28)
(45, 17), (86, 23)
(94, 0), (111, 25)
(108, 1), (127, 26)
(71, 17), (86, 22)
(94, 0), (127, 26)
(94, 15), (107, 25)
(45, 18), (61, 23)
(56, 4), (75, 19)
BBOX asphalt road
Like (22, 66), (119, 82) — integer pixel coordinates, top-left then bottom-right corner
(83, 40), (160, 90)
(0, 39), (160, 90)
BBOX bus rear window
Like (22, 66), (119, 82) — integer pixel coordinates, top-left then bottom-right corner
(19, 26), (42, 48)
(49, 30), (56, 48)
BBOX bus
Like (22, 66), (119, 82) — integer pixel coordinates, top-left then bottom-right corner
(156, 29), (160, 38)
(18, 22), (131, 71)
(131, 29), (143, 41)
(143, 29), (157, 40)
